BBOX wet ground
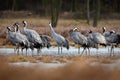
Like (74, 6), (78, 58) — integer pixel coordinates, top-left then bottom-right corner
(9, 61), (66, 69)
(0, 46), (120, 56)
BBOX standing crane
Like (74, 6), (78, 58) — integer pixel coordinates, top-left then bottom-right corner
(22, 21), (43, 55)
(13, 23), (30, 56)
(104, 30), (120, 56)
(49, 22), (69, 54)
(102, 27), (120, 56)
(87, 29), (107, 55)
(69, 27), (89, 55)
(6, 26), (18, 54)
(6, 25), (29, 55)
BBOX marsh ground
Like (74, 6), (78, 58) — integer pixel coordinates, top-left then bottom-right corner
(0, 18), (120, 80)
(1, 55), (120, 80)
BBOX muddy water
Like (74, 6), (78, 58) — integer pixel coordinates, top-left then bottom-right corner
(0, 46), (120, 56)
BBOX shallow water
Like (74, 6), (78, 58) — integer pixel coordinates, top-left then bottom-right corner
(9, 61), (66, 69)
(0, 46), (120, 56)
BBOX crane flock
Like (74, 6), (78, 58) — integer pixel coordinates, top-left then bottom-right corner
(5, 21), (120, 56)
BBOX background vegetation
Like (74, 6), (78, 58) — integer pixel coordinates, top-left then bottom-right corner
(0, 0), (120, 27)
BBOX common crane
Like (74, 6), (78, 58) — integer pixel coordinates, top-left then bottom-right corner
(104, 30), (120, 56)
(102, 27), (120, 56)
(49, 22), (69, 54)
(6, 26), (18, 54)
(87, 29), (107, 54)
(13, 23), (30, 56)
(69, 27), (89, 55)
(22, 21), (43, 55)
(6, 25), (29, 55)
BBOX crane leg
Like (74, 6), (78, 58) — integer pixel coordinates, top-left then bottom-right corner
(21, 48), (24, 55)
(113, 46), (115, 56)
(26, 48), (27, 56)
(37, 48), (40, 56)
(108, 46), (110, 54)
(88, 48), (90, 56)
(16, 46), (19, 55)
(14, 46), (18, 55)
(86, 48), (90, 56)
(78, 45), (80, 54)
(81, 47), (86, 56)
(110, 45), (114, 56)
(14, 47), (17, 54)
(85, 49), (87, 55)
(110, 45), (115, 56)
(58, 46), (60, 54)
(61, 46), (62, 54)
(31, 48), (34, 57)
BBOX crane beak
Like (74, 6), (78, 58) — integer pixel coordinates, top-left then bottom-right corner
(73, 27), (78, 31)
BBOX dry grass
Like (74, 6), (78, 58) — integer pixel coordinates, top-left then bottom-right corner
(6, 54), (120, 64)
(0, 55), (120, 80)
(0, 18), (120, 47)
(8, 55), (37, 63)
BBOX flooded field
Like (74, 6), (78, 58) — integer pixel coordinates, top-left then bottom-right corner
(0, 46), (120, 56)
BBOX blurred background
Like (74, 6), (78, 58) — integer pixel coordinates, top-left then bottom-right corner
(0, 0), (120, 27)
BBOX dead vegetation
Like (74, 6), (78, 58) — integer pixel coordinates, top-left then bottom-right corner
(0, 18), (120, 47)
(6, 54), (120, 64)
(0, 55), (120, 80)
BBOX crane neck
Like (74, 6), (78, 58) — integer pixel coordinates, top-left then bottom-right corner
(6, 28), (10, 34)
(103, 28), (105, 33)
(22, 23), (27, 33)
(14, 25), (20, 33)
(49, 23), (56, 35)
(102, 27), (106, 33)
(23, 22), (27, 28)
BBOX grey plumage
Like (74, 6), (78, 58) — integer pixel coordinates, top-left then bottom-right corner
(49, 22), (69, 54)
(6, 26), (21, 54)
(102, 27), (120, 56)
(87, 30), (107, 54)
(6, 27), (17, 46)
(13, 23), (30, 56)
(40, 35), (51, 48)
(117, 34), (120, 43)
(102, 27), (111, 37)
(6, 24), (30, 55)
(69, 27), (89, 54)
(105, 30), (120, 56)
(22, 21), (43, 55)
(105, 31), (118, 43)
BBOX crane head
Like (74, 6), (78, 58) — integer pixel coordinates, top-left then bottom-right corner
(22, 21), (27, 25)
(102, 27), (106, 32)
(7, 26), (11, 30)
(87, 29), (92, 33)
(6, 27), (11, 33)
(49, 22), (51, 24)
(73, 27), (78, 31)
(110, 30), (115, 34)
(69, 27), (78, 33)
(13, 23), (19, 27)
(49, 22), (52, 27)
(22, 21), (27, 27)
(102, 27), (106, 30)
